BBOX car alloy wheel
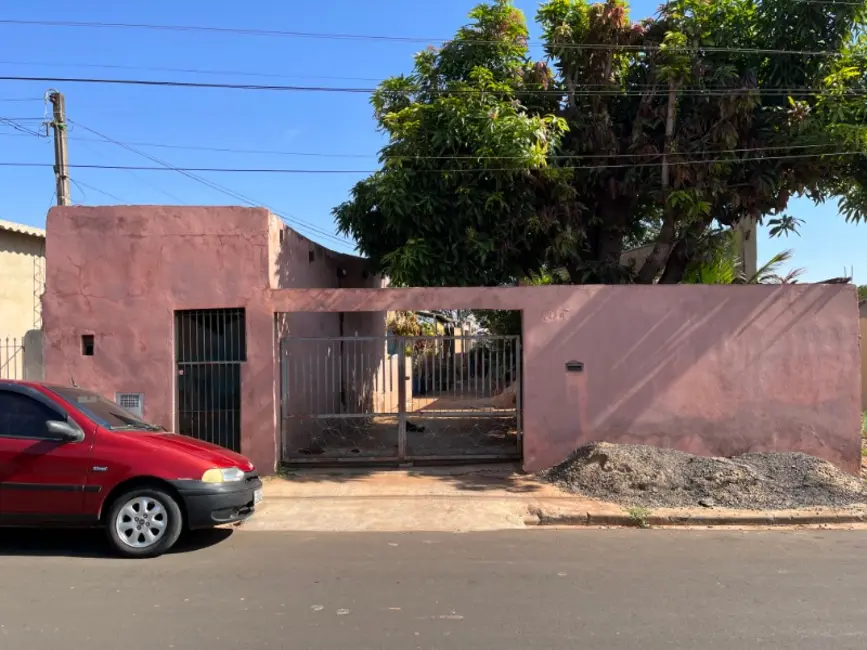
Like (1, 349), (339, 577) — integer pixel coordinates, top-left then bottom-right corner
(114, 495), (169, 549)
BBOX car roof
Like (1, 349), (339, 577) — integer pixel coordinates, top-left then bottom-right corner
(0, 380), (71, 391)
(0, 379), (42, 388)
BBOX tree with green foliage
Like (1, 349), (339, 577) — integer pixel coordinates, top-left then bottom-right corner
(682, 230), (803, 284)
(334, 0), (867, 287)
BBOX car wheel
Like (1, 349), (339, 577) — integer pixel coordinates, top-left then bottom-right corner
(106, 487), (183, 558)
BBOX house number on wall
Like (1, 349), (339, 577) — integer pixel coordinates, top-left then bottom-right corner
(542, 308), (570, 322)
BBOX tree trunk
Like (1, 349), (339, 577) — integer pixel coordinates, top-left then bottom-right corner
(658, 237), (690, 284)
(636, 81), (678, 284)
(563, 193), (631, 284)
(658, 215), (715, 284)
(595, 195), (630, 269)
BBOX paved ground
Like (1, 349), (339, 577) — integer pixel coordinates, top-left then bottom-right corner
(252, 466), (867, 531)
(250, 465), (570, 531)
(2, 528), (867, 649)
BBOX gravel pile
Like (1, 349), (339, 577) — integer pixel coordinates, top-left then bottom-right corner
(542, 442), (867, 510)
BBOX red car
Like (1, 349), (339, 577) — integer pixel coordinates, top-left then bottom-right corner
(0, 380), (262, 558)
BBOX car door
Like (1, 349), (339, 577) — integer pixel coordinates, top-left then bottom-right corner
(0, 386), (95, 523)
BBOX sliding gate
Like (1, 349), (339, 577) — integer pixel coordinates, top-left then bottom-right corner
(279, 335), (521, 464)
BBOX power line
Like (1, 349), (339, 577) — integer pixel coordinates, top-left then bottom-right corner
(0, 60), (850, 92)
(1, 12), (862, 54)
(3, 75), (867, 97)
(0, 59), (384, 83)
(0, 117), (44, 137)
(0, 18), (443, 43)
(0, 75), (376, 93)
(51, 134), (845, 161)
(0, 97), (44, 102)
(0, 147), (861, 173)
(75, 139), (187, 203)
(70, 178), (128, 203)
(1, 115), (857, 163)
(68, 120), (354, 247)
(0, 128), (848, 164)
(62, 135), (377, 158)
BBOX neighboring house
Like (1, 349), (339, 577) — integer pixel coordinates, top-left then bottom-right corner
(0, 219), (45, 379)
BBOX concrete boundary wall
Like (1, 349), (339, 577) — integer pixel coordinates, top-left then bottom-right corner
(270, 284), (862, 474)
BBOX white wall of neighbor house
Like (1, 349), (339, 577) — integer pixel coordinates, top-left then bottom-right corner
(0, 220), (45, 339)
(0, 220), (46, 380)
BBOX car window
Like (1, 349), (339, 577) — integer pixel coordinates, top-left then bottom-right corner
(0, 390), (63, 439)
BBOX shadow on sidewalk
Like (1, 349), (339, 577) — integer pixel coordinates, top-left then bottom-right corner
(0, 527), (233, 559)
(276, 462), (547, 494)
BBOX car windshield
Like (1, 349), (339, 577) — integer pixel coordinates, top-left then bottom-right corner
(49, 386), (165, 431)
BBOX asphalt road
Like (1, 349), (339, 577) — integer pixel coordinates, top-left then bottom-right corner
(2, 527), (867, 649)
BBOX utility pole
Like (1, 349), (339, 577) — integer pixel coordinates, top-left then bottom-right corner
(736, 217), (758, 280)
(48, 90), (70, 206)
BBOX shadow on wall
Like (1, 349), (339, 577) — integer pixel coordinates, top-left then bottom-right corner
(860, 301), (867, 411)
(525, 284), (859, 472)
(261, 282), (860, 473)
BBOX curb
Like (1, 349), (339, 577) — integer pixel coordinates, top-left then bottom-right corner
(528, 507), (867, 528)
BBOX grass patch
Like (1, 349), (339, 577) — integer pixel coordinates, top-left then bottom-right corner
(626, 506), (652, 529)
(862, 412), (867, 438)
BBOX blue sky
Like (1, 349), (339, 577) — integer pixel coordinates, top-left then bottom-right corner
(0, 0), (863, 282)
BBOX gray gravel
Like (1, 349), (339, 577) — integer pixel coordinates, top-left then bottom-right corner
(542, 442), (867, 510)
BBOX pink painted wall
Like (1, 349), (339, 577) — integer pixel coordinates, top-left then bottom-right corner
(44, 208), (861, 475)
(270, 284), (863, 474)
(43, 206), (378, 472)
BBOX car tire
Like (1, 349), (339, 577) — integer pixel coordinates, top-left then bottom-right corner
(105, 487), (184, 559)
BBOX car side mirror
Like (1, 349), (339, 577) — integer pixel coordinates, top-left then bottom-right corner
(46, 420), (85, 443)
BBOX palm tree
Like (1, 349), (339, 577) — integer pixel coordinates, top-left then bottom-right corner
(683, 229), (804, 285)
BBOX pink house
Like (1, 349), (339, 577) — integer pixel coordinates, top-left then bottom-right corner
(42, 206), (863, 475)
(43, 206), (381, 472)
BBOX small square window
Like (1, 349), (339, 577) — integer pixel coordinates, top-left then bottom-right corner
(81, 334), (94, 356)
(308, 250), (315, 262)
(116, 392), (144, 418)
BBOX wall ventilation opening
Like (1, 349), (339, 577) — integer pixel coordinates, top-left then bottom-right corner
(116, 392), (144, 418)
(81, 334), (94, 356)
(308, 250), (316, 263)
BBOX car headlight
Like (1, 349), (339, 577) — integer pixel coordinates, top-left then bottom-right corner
(201, 467), (245, 483)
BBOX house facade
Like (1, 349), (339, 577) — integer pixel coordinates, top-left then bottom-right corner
(42, 206), (383, 469)
(41, 206), (862, 475)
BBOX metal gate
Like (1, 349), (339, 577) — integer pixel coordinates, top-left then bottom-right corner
(0, 337), (24, 379)
(280, 334), (521, 464)
(175, 308), (246, 452)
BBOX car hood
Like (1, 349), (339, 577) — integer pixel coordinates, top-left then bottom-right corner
(132, 432), (255, 471)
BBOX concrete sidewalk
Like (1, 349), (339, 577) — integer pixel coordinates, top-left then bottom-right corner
(244, 465), (574, 531)
(241, 465), (867, 532)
